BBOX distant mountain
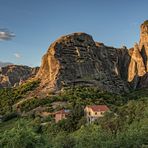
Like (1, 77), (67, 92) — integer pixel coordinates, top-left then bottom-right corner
(0, 65), (39, 88)
(0, 61), (13, 67)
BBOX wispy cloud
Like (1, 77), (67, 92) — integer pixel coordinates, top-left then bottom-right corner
(14, 53), (21, 58)
(0, 28), (15, 41)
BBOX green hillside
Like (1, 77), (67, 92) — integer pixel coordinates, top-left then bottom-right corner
(0, 85), (148, 147)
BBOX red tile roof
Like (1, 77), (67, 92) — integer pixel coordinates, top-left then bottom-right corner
(87, 105), (109, 112)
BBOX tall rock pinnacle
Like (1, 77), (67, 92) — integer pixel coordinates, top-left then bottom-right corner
(128, 20), (148, 88)
(128, 43), (146, 82)
(139, 20), (148, 71)
(139, 20), (148, 50)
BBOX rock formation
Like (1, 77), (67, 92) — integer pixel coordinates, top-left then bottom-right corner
(128, 43), (146, 82)
(0, 65), (39, 88)
(128, 20), (148, 88)
(36, 33), (130, 94)
(1, 20), (147, 94)
(139, 20), (148, 71)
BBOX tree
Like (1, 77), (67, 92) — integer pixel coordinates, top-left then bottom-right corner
(57, 104), (85, 132)
(0, 119), (46, 148)
(52, 132), (75, 148)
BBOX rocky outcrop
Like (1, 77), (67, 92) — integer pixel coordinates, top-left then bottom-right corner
(139, 20), (148, 71)
(128, 20), (148, 88)
(0, 65), (39, 88)
(36, 33), (130, 94)
(128, 44), (146, 82)
(36, 20), (148, 95)
(2, 21), (147, 94)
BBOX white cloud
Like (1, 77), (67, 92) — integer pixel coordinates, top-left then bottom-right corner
(0, 28), (15, 41)
(14, 53), (21, 58)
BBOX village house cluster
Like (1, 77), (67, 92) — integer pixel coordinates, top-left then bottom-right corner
(15, 104), (110, 124)
(54, 105), (109, 123)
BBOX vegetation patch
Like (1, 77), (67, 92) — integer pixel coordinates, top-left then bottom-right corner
(0, 86), (148, 147)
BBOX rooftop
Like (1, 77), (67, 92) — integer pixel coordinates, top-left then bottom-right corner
(86, 105), (109, 112)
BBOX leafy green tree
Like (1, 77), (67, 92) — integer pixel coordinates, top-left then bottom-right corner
(56, 104), (85, 132)
(73, 124), (114, 148)
(0, 119), (46, 148)
(51, 132), (75, 148)
(115, 119), (148, 147)
(0, 88), (15, 114)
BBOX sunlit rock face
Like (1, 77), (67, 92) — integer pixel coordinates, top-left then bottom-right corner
(36, 32), (130, 94)
(128, 43), (146, 82)
(139, 20), (148, 71)
(128, 20), (148, 88)
(0, 65), (39, 88)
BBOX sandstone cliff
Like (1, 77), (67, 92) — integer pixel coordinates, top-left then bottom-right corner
(128, 20), (148, 88)
(36, 33), (130, 94)
(0, 65), (39, 88)
(1, 21), (147, 94)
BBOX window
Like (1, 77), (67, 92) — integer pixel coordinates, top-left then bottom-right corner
(101, 112), (103, 115)
(95, 112), (97, 115)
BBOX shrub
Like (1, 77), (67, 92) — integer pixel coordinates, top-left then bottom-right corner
(2, 112), (19, 122)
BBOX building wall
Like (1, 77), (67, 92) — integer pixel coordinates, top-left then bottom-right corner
(85, 107), (105, 117)
(84, 107), (105, 123)
(55, 113), (66, 123)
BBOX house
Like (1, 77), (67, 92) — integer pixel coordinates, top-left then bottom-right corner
(84, 105), (109, 123)
(54, 109), (70, 123)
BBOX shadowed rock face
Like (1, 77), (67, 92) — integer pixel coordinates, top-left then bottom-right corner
(128, 20), (148, 89)
(0, 65), (39, 88)
(36, 32), (130, 94)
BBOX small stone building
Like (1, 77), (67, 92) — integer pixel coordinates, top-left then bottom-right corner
(54, 109), (70, 123)
(84, 105), (109, 123)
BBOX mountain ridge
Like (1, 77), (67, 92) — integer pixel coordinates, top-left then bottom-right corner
(35, 20), (148, 95)
(0, 20), (148, 95)
(0, 65), (39, 88)
(0, 61), (13, 67)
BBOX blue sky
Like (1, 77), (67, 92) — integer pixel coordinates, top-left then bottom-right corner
(0, 0), (147, 67)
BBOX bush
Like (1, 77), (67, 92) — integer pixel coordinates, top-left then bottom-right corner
(52, 132), (75, 148)
(14, 79), (40, 95)
(19, 97), (53, 112)
(0, 119), (46, 148)
(2, 112), (19, 122)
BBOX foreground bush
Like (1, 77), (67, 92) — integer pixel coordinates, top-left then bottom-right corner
(0, 119), (46, 148)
